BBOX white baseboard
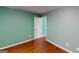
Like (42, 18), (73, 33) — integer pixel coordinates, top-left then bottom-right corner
(0, 39), (34, 50)
(0, 36), (45, 50)
(34, 35), (46, 39)
(0, 36), (72, 53)
(46, 39), (73, 53)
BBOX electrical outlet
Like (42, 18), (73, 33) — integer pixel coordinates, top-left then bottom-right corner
(66, 43), (69, 47)
(76, 48), (79, 51)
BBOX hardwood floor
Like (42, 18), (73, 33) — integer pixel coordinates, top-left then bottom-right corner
(2, 37), (68, 53)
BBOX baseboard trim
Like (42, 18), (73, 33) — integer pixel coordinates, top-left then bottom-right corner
(46, 39), (73, 53)
(0, 36), (46, 50)
(0, 36), (73, 53)
(0, 39), (34, 50)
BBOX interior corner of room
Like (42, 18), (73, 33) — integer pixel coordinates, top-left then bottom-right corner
(0, 6), (79, 53)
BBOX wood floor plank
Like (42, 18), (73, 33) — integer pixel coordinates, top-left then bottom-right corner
(1, 37), (68, 53)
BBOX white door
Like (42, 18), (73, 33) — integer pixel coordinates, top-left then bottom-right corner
(34, 17), (43, 39)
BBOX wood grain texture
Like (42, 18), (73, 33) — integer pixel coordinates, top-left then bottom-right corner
(2, 37), (68, 53)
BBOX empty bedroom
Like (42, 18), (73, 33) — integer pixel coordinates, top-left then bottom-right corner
(0, 6), (79, 53)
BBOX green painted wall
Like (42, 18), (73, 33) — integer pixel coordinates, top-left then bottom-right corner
(44, 7), (79, 52)
(0, 7), (39, 48)
(42, 16), (47, 36)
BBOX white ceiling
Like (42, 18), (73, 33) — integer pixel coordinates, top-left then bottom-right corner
(7, 6), (61, 14)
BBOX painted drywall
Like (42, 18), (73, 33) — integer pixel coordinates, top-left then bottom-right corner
(42, 16), (47, 36)
(0, 7), (39, 48)
(44, 7), (79, 52)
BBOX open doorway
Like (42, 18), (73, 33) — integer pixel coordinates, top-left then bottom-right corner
(34, 16), (47, 39)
